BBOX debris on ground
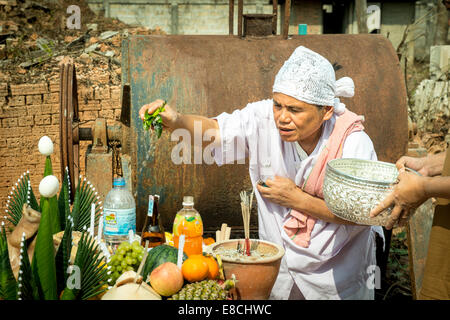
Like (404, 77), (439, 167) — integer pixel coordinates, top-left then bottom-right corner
(0, 0), (165, 86)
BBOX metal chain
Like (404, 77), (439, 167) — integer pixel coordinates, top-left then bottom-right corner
(110, 141), (123, 177)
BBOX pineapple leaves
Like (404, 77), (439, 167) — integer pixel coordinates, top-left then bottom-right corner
(0, 224), (17, 300)
(61, 231), (108, 300)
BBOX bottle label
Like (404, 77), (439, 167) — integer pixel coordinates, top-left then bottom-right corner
(103, 208), (136, 236)
(147, 195), (154, 217)
(173, 214), (203, 237)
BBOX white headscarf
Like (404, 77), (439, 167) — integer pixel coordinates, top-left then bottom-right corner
(272, 46), (354, 115)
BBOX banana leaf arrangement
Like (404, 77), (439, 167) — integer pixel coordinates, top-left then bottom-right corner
(0, 136), (110, 300)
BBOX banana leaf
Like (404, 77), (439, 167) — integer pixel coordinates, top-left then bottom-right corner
(31, 197), (58, 300)
(17, 233), (39, 300)
(40, 156), (61, 234)
(0, 224), (17, 300)
(61, 231), (108, 300)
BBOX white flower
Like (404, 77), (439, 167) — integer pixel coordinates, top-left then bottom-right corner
(38, 136), (54, 156)
(39, 175), (59, 198)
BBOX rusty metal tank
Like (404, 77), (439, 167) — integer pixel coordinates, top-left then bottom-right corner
(121, 34), (408, 233)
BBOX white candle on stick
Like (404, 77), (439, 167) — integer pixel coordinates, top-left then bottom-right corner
(177, 235), (185, 270)
(90, 203), (95, 237)
(97, 214), (104, 243)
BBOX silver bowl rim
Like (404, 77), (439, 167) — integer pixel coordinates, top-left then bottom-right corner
(326, 158), (420, 186)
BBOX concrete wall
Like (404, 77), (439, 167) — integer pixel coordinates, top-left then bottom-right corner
(380, 1), (416, 51)
(88, 0), (283, 35)
(87, 0), (325, 35)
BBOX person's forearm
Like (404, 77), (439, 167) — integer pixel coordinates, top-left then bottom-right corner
(172, 113), (221, 147)
(423, 176), (450, 199)
(424, 152), (446, 176)
(292, 190), (358, 225)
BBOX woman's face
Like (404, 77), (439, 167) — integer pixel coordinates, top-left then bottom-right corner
(273, 92), (333, 145)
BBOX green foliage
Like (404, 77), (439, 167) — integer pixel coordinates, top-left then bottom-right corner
(0, 224), (17, 300)
(4, 172), (39, 226)
(142, 102), (166, 138)
(384, 229), (412, 299)
(40, 156), (61, 234)
(55, 214), (73, 296)
(3, 150), (106, 300)
(71, 177), (101, 232)
(57, 168), (71, 231)
(17, 234), (39, 300)
(61, 231), (109, 300)
(31, 197), (58, 300)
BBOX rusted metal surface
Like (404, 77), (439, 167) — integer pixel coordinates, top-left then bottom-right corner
(124, 34), (408, 233)
(59, 63), (79, 202)
(243, 14), (274, 37)
(86, 149), (113, 206)
(91, 118), (108, 154)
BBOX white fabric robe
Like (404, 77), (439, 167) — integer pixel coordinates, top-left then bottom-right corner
(213, 99), (384, 300)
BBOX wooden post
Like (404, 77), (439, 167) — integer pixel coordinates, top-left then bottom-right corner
(238, 0), (243, 37)
(272, 0), (278, 35)
(283, 0), (291, 39)
(229, 0), (234, 35)
(355, 0), (368, 33)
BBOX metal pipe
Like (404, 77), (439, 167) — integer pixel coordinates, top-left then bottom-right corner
(238, 0), (243, 37)
(78, 125), (123, 143)
(283, 0), (291, 39)
(272, 0), (277, 35)
(229, 0), (234, 35)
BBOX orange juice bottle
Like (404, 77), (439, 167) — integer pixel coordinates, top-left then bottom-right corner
(173, 196), (203, 257)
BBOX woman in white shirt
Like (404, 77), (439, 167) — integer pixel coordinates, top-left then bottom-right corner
(139, 46), (383, 300)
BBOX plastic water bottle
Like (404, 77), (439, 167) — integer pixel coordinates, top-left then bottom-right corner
(103, 177), (136, 252)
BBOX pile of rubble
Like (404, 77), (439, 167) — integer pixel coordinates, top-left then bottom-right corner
(0, 0), (165, 86)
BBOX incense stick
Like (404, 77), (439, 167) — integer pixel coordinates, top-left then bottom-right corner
(240, 189), (254, 256)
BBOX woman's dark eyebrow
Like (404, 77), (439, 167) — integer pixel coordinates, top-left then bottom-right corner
(273, 100), (302, 109)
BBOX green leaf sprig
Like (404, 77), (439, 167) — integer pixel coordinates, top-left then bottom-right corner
(143, 101), (166, 138)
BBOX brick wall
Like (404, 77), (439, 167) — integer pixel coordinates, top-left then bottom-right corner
(0, 80), (121, 227)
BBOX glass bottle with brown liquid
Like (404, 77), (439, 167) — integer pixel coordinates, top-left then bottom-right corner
(141, 194), (166, 248)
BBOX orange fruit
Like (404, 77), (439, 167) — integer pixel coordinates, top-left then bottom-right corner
(181, 256), (209, 282)
(204, 255), (219, 280)
(203, 237), (215, 246)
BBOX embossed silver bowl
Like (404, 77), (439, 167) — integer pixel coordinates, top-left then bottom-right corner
(323, 158), (415, 227)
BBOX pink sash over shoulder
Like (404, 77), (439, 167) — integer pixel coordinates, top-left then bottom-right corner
(283, 110), (365, 248)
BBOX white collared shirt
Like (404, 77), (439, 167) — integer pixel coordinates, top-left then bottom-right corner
(213, 99), (383, 300)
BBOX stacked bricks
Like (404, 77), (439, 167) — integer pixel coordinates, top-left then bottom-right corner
(0, 80), (122, 228)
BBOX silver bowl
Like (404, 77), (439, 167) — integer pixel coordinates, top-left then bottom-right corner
(323, 158), (416, 227)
